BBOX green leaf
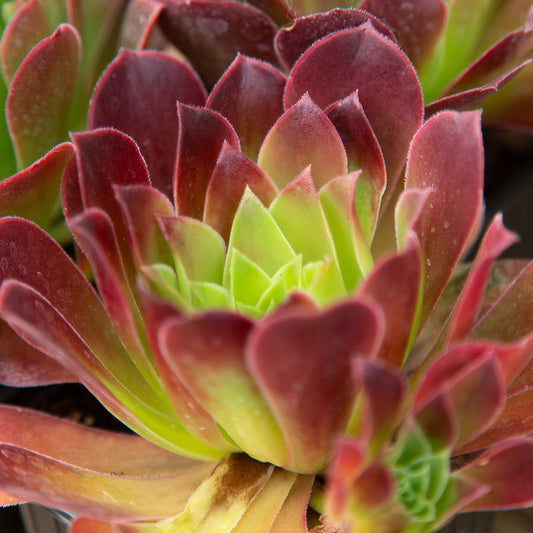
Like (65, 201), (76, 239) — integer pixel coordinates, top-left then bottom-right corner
(229, 248), (272, 307)
(191, 282), (229, 310)
(269, 168), (337, 264)
(226, 187), (296, 281)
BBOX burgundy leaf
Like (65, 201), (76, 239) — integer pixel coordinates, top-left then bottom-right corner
(445, 215), (518, 346)
(274, 8), (397, 71)
(405, 111), (484, 320)
(415, 393), (458, 451)
(89, 50), (206, 200)
(257, 93), (347, 190)
(6, 24), (81, 169)
(285, 24), (423, 188)
(247, 300), (383, 473)
(474, 260), (533, 343)
(460, 386), (533, 453)
(204, 142), (279, 242)
(69, 209), (150, 377)
(359, 236), (422, 367)
(174, 104), (239, 219)
(425, 63), (528, 117)
(207, 54), (286, 161)
(71, 129), (151, 277)
(0, 319), (76, 387)
(326, 91), (386, 242)
(463, 438), (533, 510)
(158, 0), (279, 87)
(351, 357), (406, 453)
(445, 24), (533, 95)
(359, 0), (447, 69)
(0, 143), (73, 227)
(114, 185), (175, 268)
(415, 344), (506, 448)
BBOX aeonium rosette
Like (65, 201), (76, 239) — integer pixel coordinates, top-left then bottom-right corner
(2, 23), (533, 533)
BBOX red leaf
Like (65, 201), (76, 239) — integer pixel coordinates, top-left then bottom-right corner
(247, 300), (383, 473)
(174, 104), (239, 219)
(463, 438), (533, 510)
(204, 143), (278, 242)
(405, 111), (484, 320)
(274, 8), (397, 71)
(89, 50), (206, 200)
(285, 24), (423, 187)
(207, 54), (286, 161)
(158, 0), (278, 87)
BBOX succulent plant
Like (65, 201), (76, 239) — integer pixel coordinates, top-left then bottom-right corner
(0, 2), (533, 533)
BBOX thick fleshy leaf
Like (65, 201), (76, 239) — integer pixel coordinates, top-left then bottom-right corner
(69, 209), (154, 388)
(174, 104), (239, 219)
(114, 185), (175, 268)
(415, 344), (505, 448)
(394, 189), (432, 250)
(0, 319), (75, 386)
(119, 0), (164, 50)
(359, 236), (422, 367)
(285, 24), (423, 187)
(138, 286), (235, 453)
(207, 54), (286, 161)
(405, 111), (484, 320)
(461, 383), (533, 454)
(481, 63), (533, 130)
(0, 142), (72, 228)
(274, 8), (397, 71)
(444, 215), (518, 346)
(158, 216), (226, 285)
(6, 24), (80, 169)
(473, 260), (533, 342)
(325, 91), (386, 243)
(247, 300), (383, 473)
(71, 129), (151, 276)
(425, 63), (528, 117)
(159, 312), (287, 466)
(0, 0), (51, 83)
(359, 0), (447, 69)
(0, 218), (221, 460)
(158, 0), (279, 87)
(350, 358), (406, 454)
(89, 50), (206, 200)
(204, 143), (278, 243)
(226, 187), (296, 280)
(445, 22), (533, 96)
(257, 94), (347, 190)
(0, 279), (223, 461)
(0, 406), (214, 519)
(415, 393), (458, 451)
(326, 439), (365, 519)
(463, 438), (533, 510)
(319, 173), (372, 291)
(269, 168), (336, 264)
